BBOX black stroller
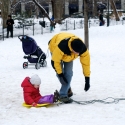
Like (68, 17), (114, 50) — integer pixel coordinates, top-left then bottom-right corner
(18, 35), (47, 69)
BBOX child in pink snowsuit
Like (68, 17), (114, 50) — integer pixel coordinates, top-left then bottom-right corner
(21, 74), (59, 107)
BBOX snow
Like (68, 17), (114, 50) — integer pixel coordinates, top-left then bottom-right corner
(0, 23), (125, 125)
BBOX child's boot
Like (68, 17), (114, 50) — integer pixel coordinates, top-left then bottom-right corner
(53, 90), (60, 103)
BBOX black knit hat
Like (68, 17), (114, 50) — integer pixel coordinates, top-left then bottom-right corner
(71, 39), (84, 53)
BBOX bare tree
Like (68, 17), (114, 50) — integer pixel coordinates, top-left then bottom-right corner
(51, 0), (64, 24)
(93, 0), (98, 17)
(32, 0), (55, 25)
(33, 0), (84, 25)
(84, 0), (89, 49)
(11, 0), (21, 13)
(1, 0), (10, 28)
(110, 0), (120, 21)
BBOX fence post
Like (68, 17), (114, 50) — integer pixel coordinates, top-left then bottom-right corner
(66, 20), (67, 30)
(81, 19), (83, 29)
(82, 20), (84, 29)
(2, 27), (4, 41)
(88, 20), (90, 28)
(41, 26), (43, 34)
(74, 20), (75, 30)
(33, 22), (34, 36)
(23, 24), (24, 35)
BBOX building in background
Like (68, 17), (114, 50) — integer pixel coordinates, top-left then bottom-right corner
(4, 0), (125, 17)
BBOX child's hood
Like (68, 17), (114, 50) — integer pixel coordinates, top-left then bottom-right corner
(21, 77), (33, 88)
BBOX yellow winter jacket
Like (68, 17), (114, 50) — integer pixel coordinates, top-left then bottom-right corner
(48, 32), (90, 77)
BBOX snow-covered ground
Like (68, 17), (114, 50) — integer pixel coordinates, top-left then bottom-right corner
(0, 24), (125, 125)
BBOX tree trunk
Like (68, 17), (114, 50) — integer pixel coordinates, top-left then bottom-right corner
(93, 0), (97, 17)
(1, 0), (10, 28)
(84, 0), (89, 49)
(33, 0), (54, 25)
(21, 2), (25, 14)
(52, 0), (64, 24)
(110, 0), (120, 21)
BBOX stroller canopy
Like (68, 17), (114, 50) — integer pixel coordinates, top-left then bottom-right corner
(21, 36), (38, 55)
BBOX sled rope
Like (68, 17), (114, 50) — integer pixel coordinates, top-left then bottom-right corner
(72, 97), (125, 105)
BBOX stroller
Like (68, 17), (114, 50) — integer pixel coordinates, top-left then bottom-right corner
(18, 35), (47, 69)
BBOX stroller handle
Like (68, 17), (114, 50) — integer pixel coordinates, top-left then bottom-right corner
(18, 35), (28, 41)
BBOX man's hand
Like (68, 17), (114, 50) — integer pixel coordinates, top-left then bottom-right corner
(84, 77), (90, 91)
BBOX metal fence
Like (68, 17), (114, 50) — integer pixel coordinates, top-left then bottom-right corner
(0, 18), (125, 41)
(0, 21), (52, 40)
(60, 18), (125, 30)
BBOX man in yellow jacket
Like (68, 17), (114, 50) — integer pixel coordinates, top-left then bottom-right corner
(48, 32), (90, 103)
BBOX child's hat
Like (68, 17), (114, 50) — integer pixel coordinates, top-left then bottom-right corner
(30, 74), (41, 85)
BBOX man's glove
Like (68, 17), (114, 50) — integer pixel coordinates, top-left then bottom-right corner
(84, 77), (90, 91)
(58, 73), (68, 85)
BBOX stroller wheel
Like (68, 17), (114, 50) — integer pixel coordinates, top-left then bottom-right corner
(40, 60), (47, 67)
(43, 60), (47, 67)
(35, 63), (40, 69)
(23, 62), (28, 69)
